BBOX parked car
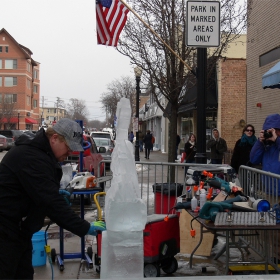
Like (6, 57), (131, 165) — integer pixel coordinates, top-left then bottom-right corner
(0, 130), (24, 141)
(92, 137), (114, 170)
(90, 131), (114, 142)
(5, 137), (14, 150)
(0, 135), (8, 152)
(65, 134), (105, 179)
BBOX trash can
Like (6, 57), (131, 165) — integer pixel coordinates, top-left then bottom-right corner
(32, 231), (48, 267)
(152, 183), (183, 214)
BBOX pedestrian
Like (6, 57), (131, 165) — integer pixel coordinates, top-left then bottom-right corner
(151, 133), (155, 151)
(139, 130), (144, 152)
(143, 130), (153, 159)
(184, 133), (197, 175)
(206, 128), (227, 164)
(0, 118), (106, 279)
(230, 124), (257, 174)
(176, 134), (181, 159)
(128, 131), (134, 143)
(250, 113), (280, 196)
(250, 113), (280, 263)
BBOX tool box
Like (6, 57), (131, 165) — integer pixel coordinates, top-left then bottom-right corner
(143, 214), (180, 277)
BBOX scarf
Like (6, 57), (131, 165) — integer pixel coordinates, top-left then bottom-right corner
(239, 134), (257, 147)
(189, 141), (195, 146)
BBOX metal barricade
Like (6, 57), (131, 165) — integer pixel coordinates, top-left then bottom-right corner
(239, 165), (280, 269)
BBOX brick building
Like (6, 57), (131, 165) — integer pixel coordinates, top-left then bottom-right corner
(0, 28), (40, 130)
(177, 34), (247, 154)
(247, 0), (280, 130)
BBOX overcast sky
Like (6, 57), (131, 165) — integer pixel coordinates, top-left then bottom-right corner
(2, 0), (133, 121)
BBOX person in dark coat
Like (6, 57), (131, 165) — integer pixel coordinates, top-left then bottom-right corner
(231, 124), (257, 174)
(184, 133), (197, 175)
(206, 128), (227, 164)
(0, 118), (106, 279)
(143, 130), (153, 159)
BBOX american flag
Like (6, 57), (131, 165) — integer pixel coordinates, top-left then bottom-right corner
(96, 0), (129, 47)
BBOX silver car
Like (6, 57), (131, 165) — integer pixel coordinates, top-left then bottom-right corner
(92, 137), (114, 169)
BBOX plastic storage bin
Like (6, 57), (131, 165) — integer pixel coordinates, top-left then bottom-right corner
(152, 183), (183, 214)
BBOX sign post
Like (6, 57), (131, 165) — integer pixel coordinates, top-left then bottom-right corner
(186, 1), (220, 163)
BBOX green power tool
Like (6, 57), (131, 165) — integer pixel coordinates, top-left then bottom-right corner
(199, 195), (254, 221)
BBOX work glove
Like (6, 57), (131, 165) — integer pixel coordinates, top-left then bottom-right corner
(87, 221), (106, 236)
(59, 189), (71, 196)
(59, 189), (71, 205)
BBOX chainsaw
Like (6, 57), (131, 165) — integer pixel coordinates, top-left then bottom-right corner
(67, 172), (112, 191)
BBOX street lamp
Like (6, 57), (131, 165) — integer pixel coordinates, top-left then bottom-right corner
(134, 66), (142, 162)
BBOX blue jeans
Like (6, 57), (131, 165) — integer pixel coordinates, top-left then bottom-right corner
(139, 140), (143, 152)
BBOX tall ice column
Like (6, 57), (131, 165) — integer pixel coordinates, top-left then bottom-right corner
(101, 98), (147, 279)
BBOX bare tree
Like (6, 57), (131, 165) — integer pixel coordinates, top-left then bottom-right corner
(0, 99), (19, 130)
(100, 76), (136, 128)
(65, 98), (89, 124)
(117, 0), (248, 168)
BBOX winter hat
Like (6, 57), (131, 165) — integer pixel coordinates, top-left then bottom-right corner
(262, 114), (280, 130)
(52, 118), (84, 151)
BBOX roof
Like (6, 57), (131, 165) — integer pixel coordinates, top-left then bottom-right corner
(0, 28), (38, 66)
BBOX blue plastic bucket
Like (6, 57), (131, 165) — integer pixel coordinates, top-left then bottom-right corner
(32, 231), (48, 267)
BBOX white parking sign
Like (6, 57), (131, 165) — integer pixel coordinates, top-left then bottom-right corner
(186, 1), (220, 47)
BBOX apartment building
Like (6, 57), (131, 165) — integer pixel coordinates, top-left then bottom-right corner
(39, 107), (66, 126)
(0, 28), (40, 130)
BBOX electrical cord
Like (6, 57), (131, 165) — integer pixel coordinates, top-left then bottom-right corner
(44, 221), (54, 280)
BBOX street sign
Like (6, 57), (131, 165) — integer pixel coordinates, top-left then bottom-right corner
(186, 1), (220, 47)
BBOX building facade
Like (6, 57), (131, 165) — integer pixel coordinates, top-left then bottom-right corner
(39, 107), (66, 127)
(247, 0), (280, 130)
(0, 28), (40, 130)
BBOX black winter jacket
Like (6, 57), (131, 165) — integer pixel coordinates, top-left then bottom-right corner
(230, 139), (254, 173)
(0, 129), (90, 240)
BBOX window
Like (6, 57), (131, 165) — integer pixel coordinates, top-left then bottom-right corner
(0, 60), (2, 69)
(54, 109), (57, 114)
(0, 46), (2, 52)
(33, 69), (39, 79)
(5, 46), (8, 53)
(4, 77), (17, 87)
(0, 77), (2, 86)
(0, 94), (2, 103)
(33, 85), (38, 93)
(5, 59), (17, 69)
(5, 94), (17, 103)
(33, 100), (37, 108)
(27, 63), (31, 72)
(27, 79), (31, 89)
(27, 95), (30, 105)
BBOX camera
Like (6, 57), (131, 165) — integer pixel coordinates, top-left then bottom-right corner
(263, 129), (273, 139)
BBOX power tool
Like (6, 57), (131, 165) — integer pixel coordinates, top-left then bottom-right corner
(206, 176), (243, 195)
(199, 196), (254, 222)
(67, 172), (112, 190)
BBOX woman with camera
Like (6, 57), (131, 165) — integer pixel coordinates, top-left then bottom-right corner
(250, 114), (280, 196)
(230, 124), (257, 174)
(184, 133), (197, 175)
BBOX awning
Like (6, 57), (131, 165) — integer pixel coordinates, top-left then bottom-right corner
(1, 117), (19, 123)
(25, 117), (38, 124)
(262, 61), (280, 89)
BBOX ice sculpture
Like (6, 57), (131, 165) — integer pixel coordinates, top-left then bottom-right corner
(100, 97), (147, 279)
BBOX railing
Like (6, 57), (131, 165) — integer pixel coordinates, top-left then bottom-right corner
(238, 165), (280, 268)
(98, 160), (280, 270)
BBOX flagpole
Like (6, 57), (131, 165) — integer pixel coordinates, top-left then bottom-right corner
(119, 0), (195, 75)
